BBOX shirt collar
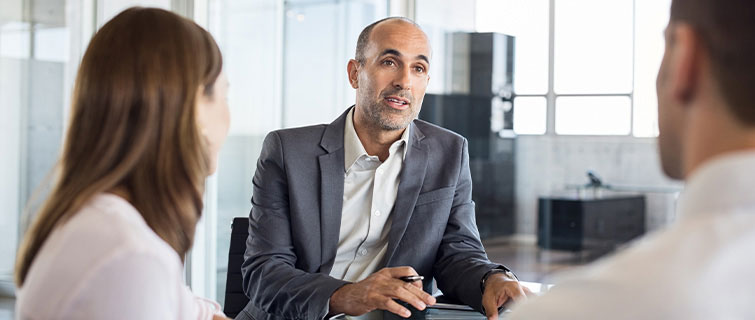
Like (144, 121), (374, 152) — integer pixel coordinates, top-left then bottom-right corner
(343, 108), (410, 172)
(677, 150), (755, 219)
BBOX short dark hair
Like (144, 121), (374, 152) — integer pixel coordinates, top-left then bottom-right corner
(355, 17), (421, 64)
(671, 0), (755, 124)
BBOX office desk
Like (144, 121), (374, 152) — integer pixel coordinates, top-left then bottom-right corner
(385, 308), (508, 319)
(329, 281), (548, 320)
(331, 308), (508, 320)
(537, 196), (646, 252)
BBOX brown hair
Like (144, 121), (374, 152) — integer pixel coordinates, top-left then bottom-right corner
(15, 7), (222, 286)
(670, 0), (755, 124)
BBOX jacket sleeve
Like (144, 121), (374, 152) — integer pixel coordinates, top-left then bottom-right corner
(432, 138), (508, 314)
(241, 131), (349, 320)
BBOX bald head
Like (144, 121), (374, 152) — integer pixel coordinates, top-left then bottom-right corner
(355, 17), (427, 64)
(346, 16), (431, 135)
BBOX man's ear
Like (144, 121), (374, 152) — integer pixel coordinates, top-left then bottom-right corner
(669, 24), (702, 105)
(347, 59), (360, 89)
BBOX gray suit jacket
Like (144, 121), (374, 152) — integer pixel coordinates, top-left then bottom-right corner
(239, 107), (505, 320)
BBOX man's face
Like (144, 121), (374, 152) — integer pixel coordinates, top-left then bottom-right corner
(351, 20), (431, 131)
(656, 25), (685, 180)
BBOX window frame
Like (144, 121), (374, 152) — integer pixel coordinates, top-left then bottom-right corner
(515, 0), (654, 138)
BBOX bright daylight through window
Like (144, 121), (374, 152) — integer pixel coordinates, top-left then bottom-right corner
(477, 0), (671, 137)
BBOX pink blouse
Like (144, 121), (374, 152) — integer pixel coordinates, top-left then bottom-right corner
(16, 193), (224, 319)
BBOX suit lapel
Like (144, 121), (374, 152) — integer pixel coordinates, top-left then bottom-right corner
(383, 122), (428, 266)
(317, 107), (350, 273)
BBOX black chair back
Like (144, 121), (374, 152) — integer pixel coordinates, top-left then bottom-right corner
(224, 217), (251, 318)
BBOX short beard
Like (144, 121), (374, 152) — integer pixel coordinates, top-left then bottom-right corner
(364, 103), (413, 130)
(358, 88), (418, 131)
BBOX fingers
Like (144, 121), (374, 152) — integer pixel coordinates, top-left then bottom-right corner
(482, 292), (499, 320)
(482, 281), (530, 320)
(383, 266), (424, 289)
(392, 281), (439, 310)
(507, 283), (528, 304)
(483, 283), (520, 320)
(385, 266), (419, 278)
(371, 267), (437, 317)
(496, 292), (508, 306)
(486, 309), (499, 320)
(522, 285), (536, 298)
(410, 278), (423, 289)
(382, 298), (412, 318)
(404, 282), (436, 305)
(391, 284), (428, 311)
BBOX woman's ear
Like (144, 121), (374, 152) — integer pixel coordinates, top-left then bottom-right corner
(195, 85), (211, 141)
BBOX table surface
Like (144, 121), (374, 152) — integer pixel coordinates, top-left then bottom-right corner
(330, 280), (551, 320)
(387, 308), (510, 319)
(331, 308), (510, 320)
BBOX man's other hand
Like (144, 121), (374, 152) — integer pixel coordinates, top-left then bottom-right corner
(329, 267), (436, 318)
(482, 274), (534, 320)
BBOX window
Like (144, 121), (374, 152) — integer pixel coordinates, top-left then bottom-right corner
(477, 0), (549, 95)
(633, 0), (670, 137)
(477, 0), (671, 137)
(0, 0), (82, 286)
(555, 96), (631, 135)
(1, 0), (192, 295)
(513, 97), (547, 135)
(554, 0), (634, 95)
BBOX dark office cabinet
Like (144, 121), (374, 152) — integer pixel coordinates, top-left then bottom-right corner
(537, 196), (646, 251)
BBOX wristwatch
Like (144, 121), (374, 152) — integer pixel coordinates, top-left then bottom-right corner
(480, 267), (518, 293)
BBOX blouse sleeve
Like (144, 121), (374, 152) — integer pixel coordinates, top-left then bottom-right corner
(191, 293), (226, 319)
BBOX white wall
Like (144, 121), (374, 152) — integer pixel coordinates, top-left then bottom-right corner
(514, 135), (683, 236)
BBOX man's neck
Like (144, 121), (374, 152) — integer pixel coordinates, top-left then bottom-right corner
(352, 113), (405, 162)
(684, 104), (755, 178)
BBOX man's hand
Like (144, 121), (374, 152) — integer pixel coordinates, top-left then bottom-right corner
(482, 274), (534, 320)
(329, 267), (437, 318)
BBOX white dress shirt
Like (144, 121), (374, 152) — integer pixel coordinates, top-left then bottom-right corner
(16, 193), (222, 320)
(329, 108), (409, 283)
(509, 150), (755, 319)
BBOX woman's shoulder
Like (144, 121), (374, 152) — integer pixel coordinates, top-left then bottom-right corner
(23, 193), (184, 284)
(16, 193), (189, 318)
(71, 193), (181, 261)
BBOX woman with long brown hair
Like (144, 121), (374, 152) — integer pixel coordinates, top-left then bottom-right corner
(14, 7), (230, 319)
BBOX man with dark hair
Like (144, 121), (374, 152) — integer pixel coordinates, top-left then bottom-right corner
(509, 0), (755, 318)
(239, 17), (529, 320)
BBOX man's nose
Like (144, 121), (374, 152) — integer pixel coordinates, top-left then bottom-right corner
(392, 67), (412, 91)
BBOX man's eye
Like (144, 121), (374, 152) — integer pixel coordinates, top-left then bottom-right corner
(382, 60), (395, 66)
(415, 66), (425, 73)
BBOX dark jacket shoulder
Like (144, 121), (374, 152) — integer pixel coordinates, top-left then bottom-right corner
(268, 123), (329, 145)
(412, 118), (467, 150)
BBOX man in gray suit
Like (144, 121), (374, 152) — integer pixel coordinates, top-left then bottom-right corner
(240, 17), (529, 320)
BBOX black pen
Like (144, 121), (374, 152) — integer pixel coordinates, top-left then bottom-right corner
(399, 275), (424, 282)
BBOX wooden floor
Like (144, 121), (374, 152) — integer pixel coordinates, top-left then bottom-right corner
(481, 237), (603, 284)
